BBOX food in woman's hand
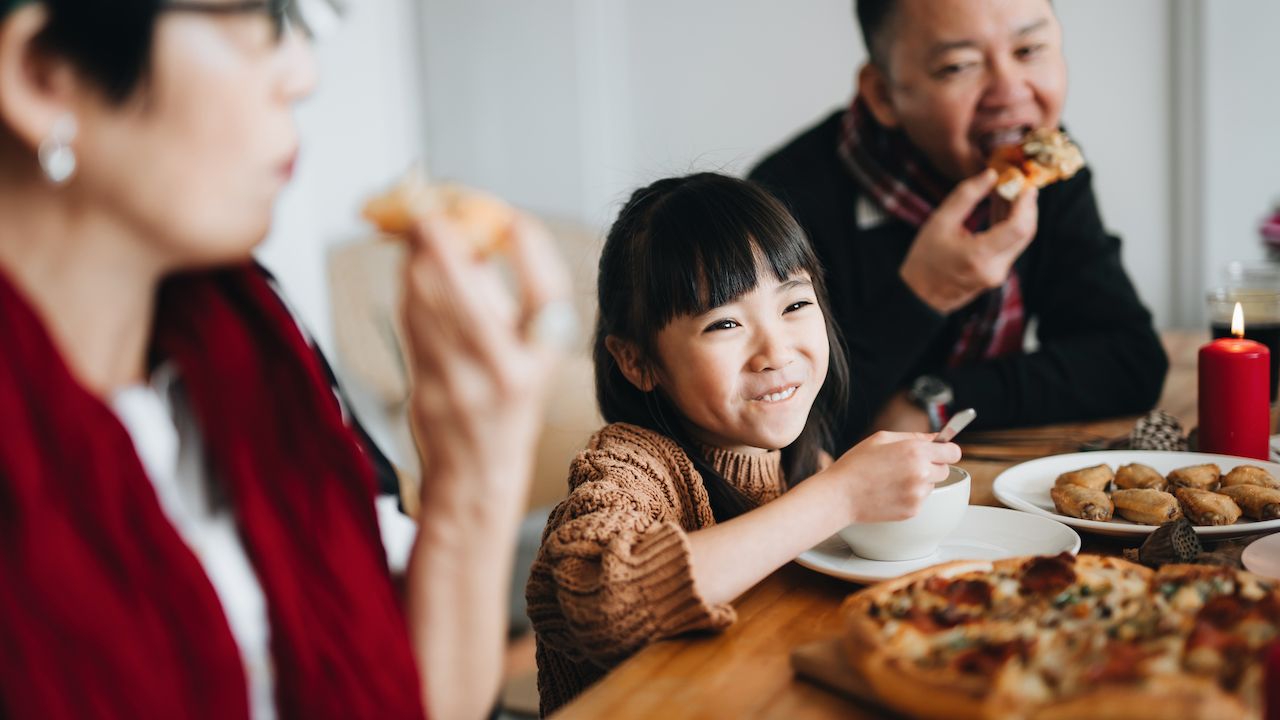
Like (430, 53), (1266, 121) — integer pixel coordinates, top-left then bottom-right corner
(988, 128), (1085, 201)
(1167, 464), (1221, 491)
(1112, 488), (1182, 525)
(1175, 487), (1242, 526)
(362, 170), (515, 256)
(1054, 464), (1113, 492)
(1217, 485), (1280, 520)
(1050, 484), (1113, 521)
(1114, 462), (1166, 491)
(1221, 465), (1280, 490)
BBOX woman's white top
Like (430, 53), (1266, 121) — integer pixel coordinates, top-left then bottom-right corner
(111, 365), (276, 720)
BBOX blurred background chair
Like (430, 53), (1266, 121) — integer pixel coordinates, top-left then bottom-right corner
(327, 216), (604, 716)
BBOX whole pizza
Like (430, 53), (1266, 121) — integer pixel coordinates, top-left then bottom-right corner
(840, 553), (1279, 719)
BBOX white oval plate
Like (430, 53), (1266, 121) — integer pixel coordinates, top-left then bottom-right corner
(795, 505), (1080, 584)
(992, 450), (1280, 538)
(1242, 532), (1280, 580)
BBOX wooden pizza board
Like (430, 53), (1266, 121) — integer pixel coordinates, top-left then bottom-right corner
(790, 638), (901, 717)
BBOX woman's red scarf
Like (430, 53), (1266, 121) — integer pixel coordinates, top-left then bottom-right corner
(0, 264), (424, 719)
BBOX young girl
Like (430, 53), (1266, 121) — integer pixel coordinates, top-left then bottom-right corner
(526, 173), (960, 714)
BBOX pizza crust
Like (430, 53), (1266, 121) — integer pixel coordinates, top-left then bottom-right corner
(1024, 675), (1248, 720)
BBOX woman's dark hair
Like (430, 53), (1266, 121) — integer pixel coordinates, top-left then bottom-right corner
(27, 0), (162, 102)
(594, 173), (850, 522)
(14, 0), (331, 103)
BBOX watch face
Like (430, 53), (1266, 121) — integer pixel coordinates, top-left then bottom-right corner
(911, 375), (953, 404)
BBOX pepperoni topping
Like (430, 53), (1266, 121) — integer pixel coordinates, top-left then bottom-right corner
(1019, 553), (1078, 596)
(1186, 620), (1240, 654)
(953, 639), (1031, 677)
(903, 609), (944, 633)
(923, 577), (994, 608)
(1259, 591), (1280, 623)
(1197, 594), (1248, 629)
(1084, 642), (1155, 684)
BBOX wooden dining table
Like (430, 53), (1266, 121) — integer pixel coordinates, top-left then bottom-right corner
(552, 330), (1228, 719)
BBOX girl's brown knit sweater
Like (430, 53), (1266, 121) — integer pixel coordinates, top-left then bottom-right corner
(525, 422), (786, 716)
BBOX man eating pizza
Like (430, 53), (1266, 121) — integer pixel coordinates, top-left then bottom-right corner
(750, 0), (1167, 448)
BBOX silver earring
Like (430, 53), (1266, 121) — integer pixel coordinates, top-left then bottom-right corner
(38, 114), (78, 185)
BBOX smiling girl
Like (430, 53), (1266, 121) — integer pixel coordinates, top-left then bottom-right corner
(525, 173), (960, 714)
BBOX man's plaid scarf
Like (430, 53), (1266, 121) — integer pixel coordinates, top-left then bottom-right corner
(838, 96), (1025, 367)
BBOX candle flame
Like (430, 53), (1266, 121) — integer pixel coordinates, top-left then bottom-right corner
(1232, 302), (1245, 338)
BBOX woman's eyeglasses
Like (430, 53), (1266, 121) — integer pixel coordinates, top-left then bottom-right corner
(163, 0), (302, 43)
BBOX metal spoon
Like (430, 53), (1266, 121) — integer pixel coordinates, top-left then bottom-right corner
(934, 408), (977, 444)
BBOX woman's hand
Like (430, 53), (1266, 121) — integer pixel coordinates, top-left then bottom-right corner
(399, 211), (571, 509)
(823, 431), (961, 524)
(398, 209), (571, 720)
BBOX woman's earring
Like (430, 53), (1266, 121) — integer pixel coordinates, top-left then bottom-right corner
(38, 114), (78, 185)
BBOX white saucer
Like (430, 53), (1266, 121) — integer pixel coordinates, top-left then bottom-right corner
(1242, 532), (1280, 580)
(795, 505), (1080, 584)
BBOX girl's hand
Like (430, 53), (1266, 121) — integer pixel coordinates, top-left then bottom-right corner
(822, 431), (961, 524)
(399, 210), (572, 510)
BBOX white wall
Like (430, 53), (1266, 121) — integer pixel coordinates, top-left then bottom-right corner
(1202, 1), (1280, 311)
(1055, 0), (1172, 328)
(257, 0), (426, 356)
(264, 0), (1280, 361)
(417, 0), (1181, 328)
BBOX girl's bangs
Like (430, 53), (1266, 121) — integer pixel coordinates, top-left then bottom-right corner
(638, 178), (817, 328)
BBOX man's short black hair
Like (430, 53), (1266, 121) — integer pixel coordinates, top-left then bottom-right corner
(855, 0), (898, 69)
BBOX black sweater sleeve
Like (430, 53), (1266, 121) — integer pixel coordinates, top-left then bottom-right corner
(940, 166), (1168, 429)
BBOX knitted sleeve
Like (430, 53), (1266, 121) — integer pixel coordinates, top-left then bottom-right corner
(525, 444), (735, 669)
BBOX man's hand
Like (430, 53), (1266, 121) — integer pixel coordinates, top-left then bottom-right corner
(899, 169), (1039, 314)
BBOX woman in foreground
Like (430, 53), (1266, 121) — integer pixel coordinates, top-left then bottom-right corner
(0, 1), (565, 717)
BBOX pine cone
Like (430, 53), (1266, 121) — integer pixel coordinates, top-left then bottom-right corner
(1137, 517), (1201, 567)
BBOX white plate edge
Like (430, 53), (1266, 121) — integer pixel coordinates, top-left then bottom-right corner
(991, 450), (1280, 537)
(795, 506), (1081, 583)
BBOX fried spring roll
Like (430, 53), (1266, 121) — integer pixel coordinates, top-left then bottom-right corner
(1221, 465), (1280, 490)
(1054, 464), (1114, 492)
(1174, 487), (1242, 526)
(1050, 484), (1114, 521)
(1167, 464), (1221, 491)
(1216, 485), (1280, 520)
(1114, 463), (1166, 491)
(1112, 488), (1182, 525)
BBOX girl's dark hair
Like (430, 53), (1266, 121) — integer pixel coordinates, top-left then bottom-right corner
(594, 173), (850, 522)
(27, 0), (162, 102)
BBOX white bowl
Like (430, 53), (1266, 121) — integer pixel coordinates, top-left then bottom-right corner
(837, 465), (971, 561)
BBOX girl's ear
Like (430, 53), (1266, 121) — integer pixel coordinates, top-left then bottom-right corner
(0, 4), (84, 154)
(605, 335), (657, 392)
(857, 63), (900, 129)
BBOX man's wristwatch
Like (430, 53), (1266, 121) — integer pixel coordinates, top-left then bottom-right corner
(908, 375), (954, 432)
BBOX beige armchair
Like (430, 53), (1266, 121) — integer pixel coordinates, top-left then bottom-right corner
(326, 217), (604, 517)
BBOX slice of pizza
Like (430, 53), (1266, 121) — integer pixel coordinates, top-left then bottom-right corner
(362, 168), (515, 257)
(988, 128), (1085, 201)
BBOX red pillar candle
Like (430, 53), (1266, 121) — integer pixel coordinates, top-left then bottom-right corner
(1199, 303), (1271, 460)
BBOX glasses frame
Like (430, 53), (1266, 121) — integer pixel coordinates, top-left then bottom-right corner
(163, 0), (297, 42)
